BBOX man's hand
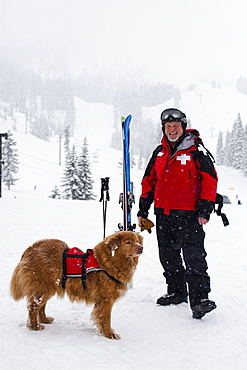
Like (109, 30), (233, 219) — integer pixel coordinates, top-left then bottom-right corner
(198, 217), (208, 225)
(138, 217), (155, 233)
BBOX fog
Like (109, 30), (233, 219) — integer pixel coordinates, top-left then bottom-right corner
(1, 0), (247, 87)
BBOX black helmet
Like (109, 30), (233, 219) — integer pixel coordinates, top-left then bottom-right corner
(160, 108), (187, 130)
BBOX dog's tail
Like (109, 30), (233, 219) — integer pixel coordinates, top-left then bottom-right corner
(10, 263), (25, 300)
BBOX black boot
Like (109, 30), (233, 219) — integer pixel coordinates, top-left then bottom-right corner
(156, 292), (188, 306)
(192, 299), (217, 319)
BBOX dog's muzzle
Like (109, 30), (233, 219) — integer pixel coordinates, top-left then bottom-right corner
(132, 245), (143, 256)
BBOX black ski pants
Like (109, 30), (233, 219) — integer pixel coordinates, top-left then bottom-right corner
(156, 212), (211, 307)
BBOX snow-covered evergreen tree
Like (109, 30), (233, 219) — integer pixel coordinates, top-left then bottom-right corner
(130, 153), (136, 169)
(223, 130), (233, 167)
(138, 155), (143, 170)
(231, 113), (243, 169)
(242, 124), (247, 176)
(216, 131), (224, 165)
(60, 138), (95, 200)
(62, 144), (82, 200)
(2, 130), (19, 190)
(77, 137), (95, 200)
(49, 184), (62, 199)
(111, 126), (122, 151)
(63, 126), (70, 160)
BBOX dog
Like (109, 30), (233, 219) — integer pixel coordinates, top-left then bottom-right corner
(10, 231), (143, 339)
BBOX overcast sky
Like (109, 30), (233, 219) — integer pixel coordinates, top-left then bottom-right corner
(1, 0), (247, 87)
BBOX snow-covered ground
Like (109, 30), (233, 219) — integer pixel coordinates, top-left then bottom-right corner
(1, 164), (247, 370)
(1, 87), (247, 369)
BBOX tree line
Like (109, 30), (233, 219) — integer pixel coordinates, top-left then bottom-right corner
(2, 127), (95, 200)
(0, 58), (179, 156)
(216, 113), (247, 177)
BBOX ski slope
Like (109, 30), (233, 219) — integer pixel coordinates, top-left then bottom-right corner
(1, 86), (247, 369)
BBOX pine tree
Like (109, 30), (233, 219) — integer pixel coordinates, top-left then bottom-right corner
(138, 155), (143, 170)
(2, 130), (19, 190)
(130, 153), (136, 169)
(216, 131), (224, 165)
(223, 130), (234, 167)
(242, 124), (247, 176)
(231, 113), (243, 169)
(63, 126), (70, 160)
(77, 137), (95, 200)
(49, 184), (62, 199)
(62, 144), (82, 200)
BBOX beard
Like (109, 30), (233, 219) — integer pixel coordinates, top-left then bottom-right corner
(167, 134), (179, 142)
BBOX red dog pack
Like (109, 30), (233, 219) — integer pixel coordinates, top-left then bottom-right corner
(62, 247), (101, 288)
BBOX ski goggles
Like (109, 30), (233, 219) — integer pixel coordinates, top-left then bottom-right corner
(160, 108), (187, 123)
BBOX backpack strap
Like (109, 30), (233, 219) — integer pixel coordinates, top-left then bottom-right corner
(214, 193), (229, 226)
(194, 137), (215, 163)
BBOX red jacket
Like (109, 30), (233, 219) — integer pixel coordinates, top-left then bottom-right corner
(138, 130), (218, 219)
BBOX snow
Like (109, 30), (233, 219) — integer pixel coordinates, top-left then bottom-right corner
(1, 88), (247, 369)
(143, 84), (247, 156)
(73, 97), (114, 148)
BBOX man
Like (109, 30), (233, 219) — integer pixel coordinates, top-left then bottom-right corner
(137, 108), (217, 319)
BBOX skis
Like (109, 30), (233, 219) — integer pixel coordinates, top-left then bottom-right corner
(118, 115), (136, 232)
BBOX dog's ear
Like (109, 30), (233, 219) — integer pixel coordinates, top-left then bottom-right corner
(105, 233), (121, 254)
(105, 232), (123, 257)
(94, 233), (121, 266)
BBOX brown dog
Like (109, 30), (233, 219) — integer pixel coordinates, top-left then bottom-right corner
(10, 231), (143, 339)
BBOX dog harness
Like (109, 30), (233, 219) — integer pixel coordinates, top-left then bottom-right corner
(62, 248), (101, 289)
(62, 247), (125, 289)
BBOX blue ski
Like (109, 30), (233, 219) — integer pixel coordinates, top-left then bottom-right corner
(118, 115), (135, 231)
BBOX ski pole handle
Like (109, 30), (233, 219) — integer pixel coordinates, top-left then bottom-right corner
(99, 177), (110, 202)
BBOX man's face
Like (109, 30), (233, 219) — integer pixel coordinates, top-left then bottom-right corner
(164, 121), (183, 142)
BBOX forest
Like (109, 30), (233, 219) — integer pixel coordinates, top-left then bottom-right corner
(2, 54), (247, 197)
(216, 112), (247, 177)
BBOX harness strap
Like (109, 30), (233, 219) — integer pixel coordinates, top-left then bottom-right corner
(81, 252), (88, 290)
(62, 248), (70, 289)
(102, 270), (126, 286)
(81, 249), (96, 289)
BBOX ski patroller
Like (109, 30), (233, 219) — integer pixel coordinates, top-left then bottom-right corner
(118, 115), (136, 232)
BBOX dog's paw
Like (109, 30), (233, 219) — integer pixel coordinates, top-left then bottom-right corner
(40, 316), (54, 324)
(108, 332), (121, 340)
(27, 322), (45, 331)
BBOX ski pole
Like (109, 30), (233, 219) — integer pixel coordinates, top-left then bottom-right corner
(99, 177), (110, 239)
(0, 132), (8, 198)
